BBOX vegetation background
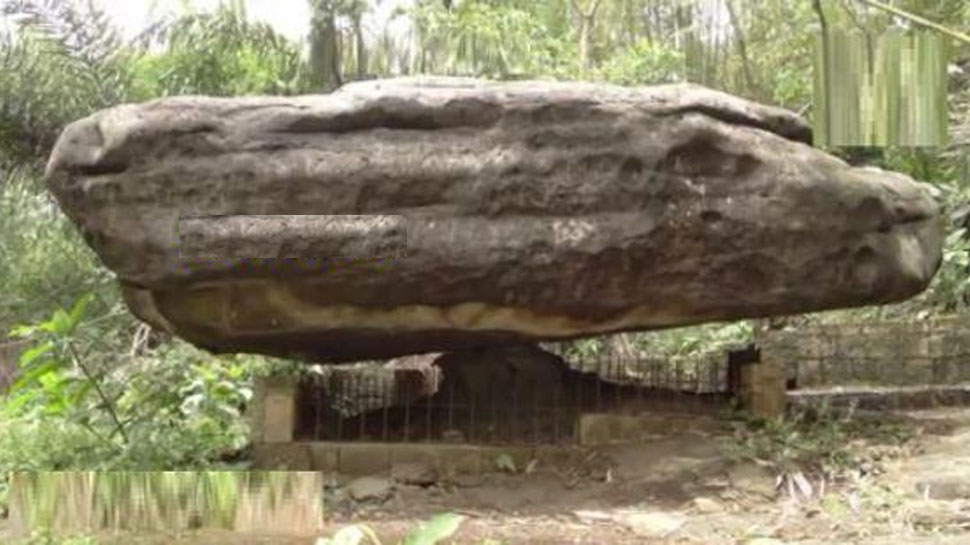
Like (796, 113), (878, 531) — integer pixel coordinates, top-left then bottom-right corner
(1, 0), (969, 497)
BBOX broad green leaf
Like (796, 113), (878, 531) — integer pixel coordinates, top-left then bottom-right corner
(10, 359), (60, 391)
(49, 309), (70, 334)
(8, 324), (38, 338)
(17, 341), (54, 369)
(403, 513), (466, 545)
(65, 293), (94, 334)
(2, 391), (34, 414)
(44, 397), (68, 416)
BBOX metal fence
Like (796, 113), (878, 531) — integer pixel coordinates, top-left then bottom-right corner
(292, 347), (733, 445)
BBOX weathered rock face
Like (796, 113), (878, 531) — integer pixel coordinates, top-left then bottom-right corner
(45, 77), (942, 362)
(435, 344), (570, 408)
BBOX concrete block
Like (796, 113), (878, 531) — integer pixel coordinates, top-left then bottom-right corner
(263, 394), (295, 443)
(250, 442), (312, 470)
(251, 375), (298, 443)
(309, 443), (339, 472)
(338, 443), (391, 475)
(532, 445), (581, 469)
(434, 445), (483, 477)
(738, 360), (786, 419)
(577, 412), (727, 446)
(578, 413), (649, 446)
(388, 444), (442, 470)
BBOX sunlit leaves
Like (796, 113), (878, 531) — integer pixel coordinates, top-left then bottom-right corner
(2, 294), (256, 469)
(596, 38), (684, 85)
(136, 1), (306, 97)
(409, 0), (575, 79)
(0, 0), (134, 161)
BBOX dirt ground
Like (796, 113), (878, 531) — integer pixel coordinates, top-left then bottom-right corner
(8, 408), (970, 544)
(311, 409), (970, 544)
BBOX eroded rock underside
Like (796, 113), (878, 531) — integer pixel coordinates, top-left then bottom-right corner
(45, 77), (943, 362)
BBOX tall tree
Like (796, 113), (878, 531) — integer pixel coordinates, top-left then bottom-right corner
(348, 0), (368, 79)
(308, 0), (342, 91)
(725, 0), (756, 97)
(570, 0), (604, 78)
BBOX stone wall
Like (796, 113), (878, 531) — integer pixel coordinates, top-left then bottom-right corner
(759, 316), (970, 388)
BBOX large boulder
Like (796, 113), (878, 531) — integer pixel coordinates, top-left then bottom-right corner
(45, 77), (942, 362)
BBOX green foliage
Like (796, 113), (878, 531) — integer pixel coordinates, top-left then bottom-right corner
(408, 0), (574, 79)
(133, 2), (306, 97)
(0, 1), (308, 474)
(637, 322), (754, 358)
(749, 0), (817, 107)
(10, 530), (97, 545)
(596, 39), (683, 85)
(932, 221), (970, 311)
(772, 64), (813, 109)
(0, 472), (7, 518)
(0, 166), (112, 332)
(0, 0), (136, 163)
(723, 404), (915, 497)
(0, 0), (307, 165)
(1, 296), (255, 470)
(558, 321), (753, 364)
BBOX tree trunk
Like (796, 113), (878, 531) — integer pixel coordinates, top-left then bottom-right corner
(309, 0), (342, 92)
(579, 15), (591, 77)
(725, 0), (756, 97)
(353, 12), (367, 79)
(571, 0), (603, 79)
(812, 0), (831, 143)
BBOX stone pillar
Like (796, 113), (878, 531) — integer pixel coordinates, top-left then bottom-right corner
(729, 333), (786, 419)
(249, 374), (298, 443)
(737, 355), (787, 419)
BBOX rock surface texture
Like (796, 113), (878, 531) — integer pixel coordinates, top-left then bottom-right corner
(45, 77), (942, 362)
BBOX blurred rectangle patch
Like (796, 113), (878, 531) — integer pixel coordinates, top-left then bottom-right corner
(178, 214), (407, 259)
(6, 471), (325, 538)
(814, 28), (948, 147)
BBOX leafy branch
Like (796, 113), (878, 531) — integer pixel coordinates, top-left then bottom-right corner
(854, 0), (970, 46)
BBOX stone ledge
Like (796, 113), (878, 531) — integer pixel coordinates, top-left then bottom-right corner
(252, 441), (566, 476)
(251, 412), (733, 473)
(577, 412), (730, 446)
(787, 384), (970, 411)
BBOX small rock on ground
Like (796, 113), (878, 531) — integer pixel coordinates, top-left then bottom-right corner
(692, 496), (725, 513)
(391, 462), (438, 487)
(347, 476), (394, 503)
(623, 511), (685, 538)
